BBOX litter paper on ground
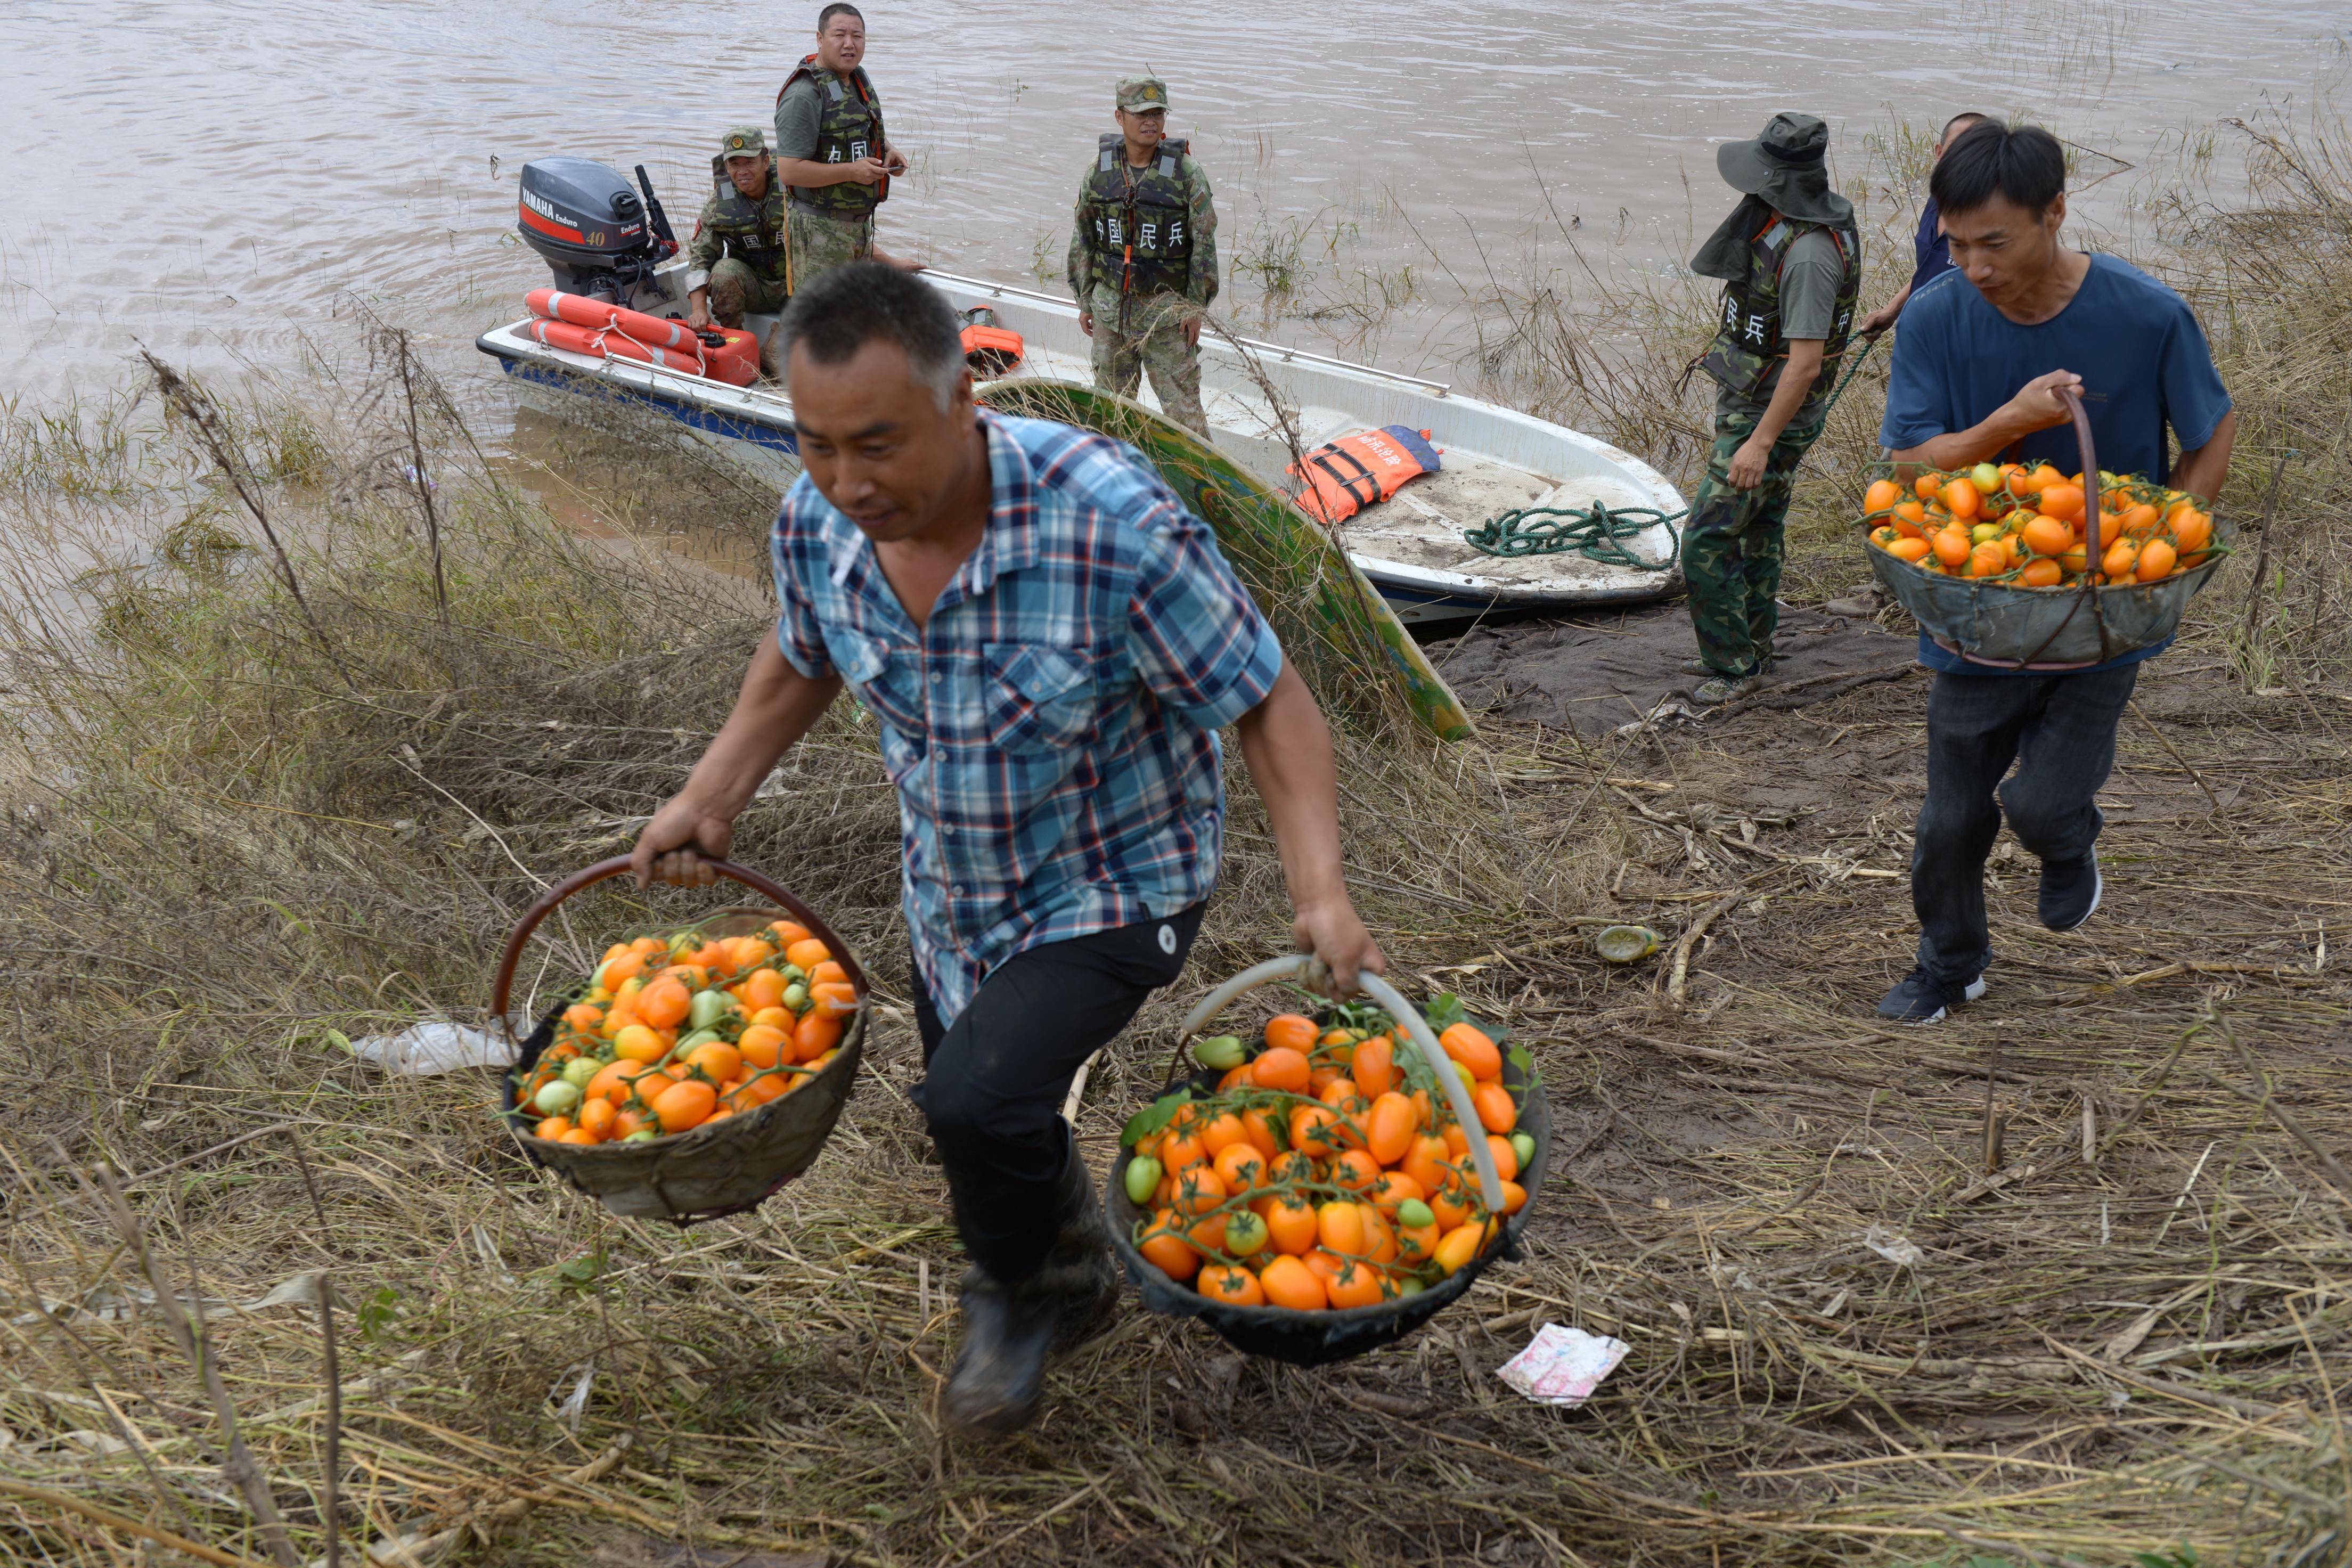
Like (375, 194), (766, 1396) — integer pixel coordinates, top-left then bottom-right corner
(1497, 1324), (1630, 1407)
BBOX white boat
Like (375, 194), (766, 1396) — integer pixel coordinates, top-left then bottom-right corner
(476, 265), (1685, 624)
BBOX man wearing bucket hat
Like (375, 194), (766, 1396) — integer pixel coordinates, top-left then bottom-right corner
(1681, 112), (1864, 705)
(1068, 75), (1219, 438)
(628, 263), (1381, 1434)
(1872, 120), (2236, 1023)
(685, 128), (790, 341)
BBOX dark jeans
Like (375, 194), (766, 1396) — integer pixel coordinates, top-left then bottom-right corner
(910, 904), (1205, 1283)
(1910, 666), (2137, 986)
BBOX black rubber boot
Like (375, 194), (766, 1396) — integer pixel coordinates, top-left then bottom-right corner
(1036, 1142), (1120, 1346)
(941, 1267), (1058, 1436)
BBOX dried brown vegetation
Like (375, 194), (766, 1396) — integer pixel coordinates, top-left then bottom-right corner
(1, 117), (2349, 1568)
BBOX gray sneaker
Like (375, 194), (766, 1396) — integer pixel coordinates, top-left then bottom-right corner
(1682, 655), (1777, 677)
(1692, 673), (1763, 705)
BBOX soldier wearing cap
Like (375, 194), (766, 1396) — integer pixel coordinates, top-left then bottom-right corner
(1068, 75), (1219, 438)
(1680, 112), (1864, 704)
(687, 126), (791, 336)
(774, 3), (920, 289)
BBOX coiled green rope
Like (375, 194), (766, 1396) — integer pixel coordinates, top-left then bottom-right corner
(1462, 334), (1883, 564)
(1461, 502), (1685, 566)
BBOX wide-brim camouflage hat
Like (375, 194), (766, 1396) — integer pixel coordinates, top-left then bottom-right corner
(1115, 76), (1170, 113)
(720, 125), (770, 160)
(1715, 112), (1850, 224)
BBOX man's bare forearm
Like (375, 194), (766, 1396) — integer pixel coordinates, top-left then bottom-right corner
(1750, 340), (1823, 448)
(775, 157), (859, 190)
(1892, 398), (2060, 473)
(1232, 662), (1348, 910)
(2172, 409), (2237, 503)
(679, 633), (842, 816)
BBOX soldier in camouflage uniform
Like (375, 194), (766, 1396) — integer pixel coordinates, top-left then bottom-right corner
(773, 3), (919, 290)
(1067, 75), (1219, 439)
(1681, 112), (1862, 704)
(685, 127), (790, 341)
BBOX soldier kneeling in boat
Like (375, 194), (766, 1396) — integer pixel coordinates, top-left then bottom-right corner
(686, 126), (790, 368)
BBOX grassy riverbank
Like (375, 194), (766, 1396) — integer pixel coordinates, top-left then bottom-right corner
(2, 118), (2349, 1568)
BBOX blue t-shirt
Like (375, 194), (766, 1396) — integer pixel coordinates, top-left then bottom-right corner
(1882, 254), (2231, 676)
(1881, 254), (2230, 482)
(1908, 197), (1951, 294)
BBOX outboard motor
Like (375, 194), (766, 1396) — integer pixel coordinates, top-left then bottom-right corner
(515, 158), (679, 306)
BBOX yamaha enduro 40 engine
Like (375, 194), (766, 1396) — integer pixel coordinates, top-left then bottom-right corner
(515, 157), (680, 306)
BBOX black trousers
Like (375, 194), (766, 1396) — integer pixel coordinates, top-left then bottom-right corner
(910, 903), (1205, 1283)
(1910, 665), (2138, 987)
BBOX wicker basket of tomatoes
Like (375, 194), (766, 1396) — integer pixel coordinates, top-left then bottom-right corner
(1106, 957), (1548, 1367)
(1859, 387), (2230, 667)
(494, 856), (867, 1224)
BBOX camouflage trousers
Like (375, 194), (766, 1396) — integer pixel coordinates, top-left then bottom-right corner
(788, 206), (874, 290)
(1683, 407), (1825, 678)
(706, 258), (791, 328)
(1087, 287), (1208, 438)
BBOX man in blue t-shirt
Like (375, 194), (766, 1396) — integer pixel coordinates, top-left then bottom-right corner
(1854, 111), (1986, 340)
(1872, 121), (2235, 1023)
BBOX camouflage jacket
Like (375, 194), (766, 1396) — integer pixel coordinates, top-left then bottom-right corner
(1697, 213), (1861, 416)
(775, 59), (887, 218)
(1067, 137), (1217, 307)
(687, 158), (788, 286)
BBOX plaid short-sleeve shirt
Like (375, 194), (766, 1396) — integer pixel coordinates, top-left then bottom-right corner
(771, 410), (1284, 1025)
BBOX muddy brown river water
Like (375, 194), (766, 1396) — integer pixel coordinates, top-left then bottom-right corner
(5, 0), (2346, 425)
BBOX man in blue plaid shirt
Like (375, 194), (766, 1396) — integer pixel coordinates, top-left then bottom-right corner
(633, 264), (1381, 1435)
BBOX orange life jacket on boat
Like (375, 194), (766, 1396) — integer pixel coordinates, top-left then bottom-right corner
(1289, 426), (1442, 524)
(959, 323), (1024, 377)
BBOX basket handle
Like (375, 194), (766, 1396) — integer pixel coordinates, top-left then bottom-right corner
(489, 854), (868, 1036)
(1177, 956), (1505, 1214)
(2061, 383), (2100, 566)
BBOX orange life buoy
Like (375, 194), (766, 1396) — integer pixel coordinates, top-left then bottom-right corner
(960, 323), (1024, 377)
(522, 316), (760, 387)
(1288, 426), (1443, 524)
(525, 288), (756, 365)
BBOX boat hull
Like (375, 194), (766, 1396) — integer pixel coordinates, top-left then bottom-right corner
(476, 266), (1686, 619)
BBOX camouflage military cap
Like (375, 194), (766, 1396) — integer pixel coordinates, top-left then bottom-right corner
(719, 126), (769, 160)
(1115, 76), (1170, 114)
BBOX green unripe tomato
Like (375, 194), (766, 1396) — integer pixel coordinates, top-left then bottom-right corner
(532, 1079), (583, 1117)
(1971, 521), (2002, 545)
(778, 962), (806, 984)
(676, 1028), (722, 1052)
(1970, 461), (2003, 495)
(668, 931), (698, 957)
(688, 989), (733, 1032)
(623, 1130), (660, 1142)
(1510, 1132), (1537, 1170)
(560, 1056), (601, 1089)
(1123, 1156), (1163, 1206)
(1224, 1210), (1269, 1256)
(1397, 1277), (1425, 1297)
(1192, 1034), (1247, 1072)
(1395, 1198), (1436, 1230)
(782, 983), (810, 1012)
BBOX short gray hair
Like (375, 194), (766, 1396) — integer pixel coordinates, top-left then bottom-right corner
(774, 263), (964, 411)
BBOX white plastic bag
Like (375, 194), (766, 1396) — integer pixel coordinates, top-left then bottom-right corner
(347, 1020), (514, 1075)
